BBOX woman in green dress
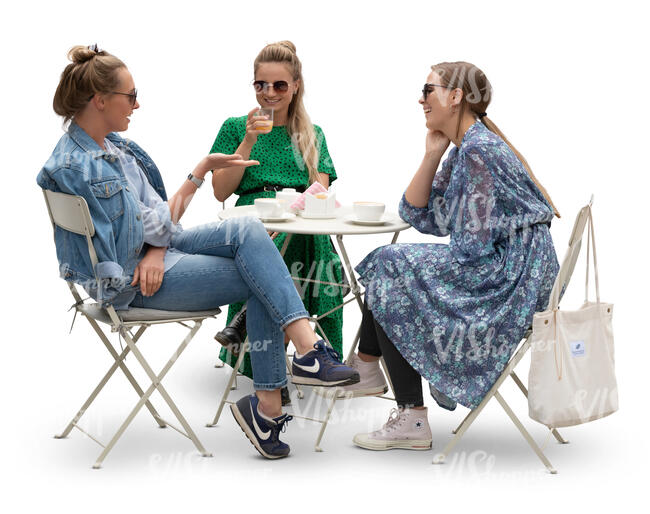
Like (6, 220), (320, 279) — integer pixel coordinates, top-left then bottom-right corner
(209, 41), (345, 383)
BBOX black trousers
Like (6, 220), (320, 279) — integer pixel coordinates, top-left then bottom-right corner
(358, 300), (423, 408)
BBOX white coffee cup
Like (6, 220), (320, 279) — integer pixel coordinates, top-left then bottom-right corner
(353, 201), (385, 221)
(255, 198), (284, 218)
(276, 188), (302, 211)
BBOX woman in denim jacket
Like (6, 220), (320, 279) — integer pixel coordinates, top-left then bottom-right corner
(37, 45), (358, 459)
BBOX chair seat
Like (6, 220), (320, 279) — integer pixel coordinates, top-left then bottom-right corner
(78, 303), (220, 325)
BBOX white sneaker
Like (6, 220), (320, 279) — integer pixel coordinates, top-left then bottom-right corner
(314, 353), (388, 399)
(353, 407), (432, 451)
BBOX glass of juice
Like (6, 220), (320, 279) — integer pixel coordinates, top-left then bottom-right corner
(254, 108), (273, 134)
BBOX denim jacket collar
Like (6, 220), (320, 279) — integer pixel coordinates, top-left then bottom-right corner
(106, 130), (128, 148)
(67, 121), (122, 160)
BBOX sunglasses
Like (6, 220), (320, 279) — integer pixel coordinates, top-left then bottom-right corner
(253, 80), (290, 93)
(111, 89), (138, 106)
(421, 83), (452, 100)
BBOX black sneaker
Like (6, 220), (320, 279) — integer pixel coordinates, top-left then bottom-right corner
(230, 394), (292, 459)
(281, 386), (291, 406)
(215, 305), (247, 353)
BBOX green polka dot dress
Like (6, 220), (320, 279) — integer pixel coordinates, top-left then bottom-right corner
(210, 116), (344, 378)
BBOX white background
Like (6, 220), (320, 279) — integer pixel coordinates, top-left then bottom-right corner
(1, 0), (648, 512)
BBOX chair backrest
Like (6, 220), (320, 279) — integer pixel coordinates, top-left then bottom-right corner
(43, 189), (95, 236)
(546, 195), (594, 310)
(42, 189), (100, 273)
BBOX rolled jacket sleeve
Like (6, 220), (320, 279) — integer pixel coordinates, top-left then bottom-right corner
(138, 199), (183, 247)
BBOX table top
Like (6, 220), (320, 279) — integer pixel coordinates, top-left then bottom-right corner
(218, 205), (411, 235)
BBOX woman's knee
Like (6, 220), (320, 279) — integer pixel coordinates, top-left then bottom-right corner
(226, 216), (267, 244)
(372, 244), (403, 267)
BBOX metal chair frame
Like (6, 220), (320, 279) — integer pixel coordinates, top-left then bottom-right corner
(44, 190), (218, 468)
(431, 197), (595, 473)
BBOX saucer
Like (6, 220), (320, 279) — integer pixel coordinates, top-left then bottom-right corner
(343, 214), (390, 226)
(257, 212), (296, 222)
(299, 210), (339, 219)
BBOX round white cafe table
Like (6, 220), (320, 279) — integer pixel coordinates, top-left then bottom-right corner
(218, 205), (410, 235)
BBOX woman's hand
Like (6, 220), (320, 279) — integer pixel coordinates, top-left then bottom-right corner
(200, 153), (259, 177)
(425, 130), (451, 159)
(243, 107), (269, 145)
(405, 131), (449, 208)
(131, 246), (166, 297)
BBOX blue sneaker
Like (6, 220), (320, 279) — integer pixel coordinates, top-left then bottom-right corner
(292, 340), (360, 387)
(230, 394), (293, 459)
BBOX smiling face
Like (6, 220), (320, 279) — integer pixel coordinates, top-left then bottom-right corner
(419, 70), (457, 131)
(254, 62), (299, 117)
(102, 67), (139, 132)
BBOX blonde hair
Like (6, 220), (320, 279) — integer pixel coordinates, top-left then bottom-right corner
(254, 41), (320, 185)
(53, 45), (126, 123)
(432, 61), (560, 218)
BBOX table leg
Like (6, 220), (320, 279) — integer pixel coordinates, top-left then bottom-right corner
(334, 235), (364, 311)
(279, 233), (293, 257)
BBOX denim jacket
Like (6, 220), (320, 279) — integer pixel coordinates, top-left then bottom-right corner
(37, 122), (168, 308)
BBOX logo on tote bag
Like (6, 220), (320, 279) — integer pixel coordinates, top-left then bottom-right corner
(570, 340), (586, 357)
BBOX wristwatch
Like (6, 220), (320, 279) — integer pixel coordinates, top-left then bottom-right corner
(187, 173), (204, 188)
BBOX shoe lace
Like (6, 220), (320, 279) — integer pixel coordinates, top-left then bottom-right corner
(314, 340), (342, 363)
(271, 414), (294, 441)
(231, 307), (247, 332)
(380, 408), (405, 433)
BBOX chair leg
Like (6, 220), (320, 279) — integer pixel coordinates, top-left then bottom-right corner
(493, 391), (557, 474)
(55, 323), (164, 440)
(314, 394), (338, 452)
(433, 387), (494, 465)
(335, 235), (365, 312)
(92, 321), (210, 468)
(510, 371), (569, 444)
(207, 340), (249, 427)
(90, 322), (166, 429)
(285, 352), (304, 400)
(452, 409), (474, 435)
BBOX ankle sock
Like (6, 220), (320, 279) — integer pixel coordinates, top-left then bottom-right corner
(257, 404), (282, 423)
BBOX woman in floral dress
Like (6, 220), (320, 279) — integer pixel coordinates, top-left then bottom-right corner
(344, 61), (561, 451)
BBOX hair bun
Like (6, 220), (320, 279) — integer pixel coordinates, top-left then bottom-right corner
(275, 40), (296, 53)
(67, 45), (100, 64)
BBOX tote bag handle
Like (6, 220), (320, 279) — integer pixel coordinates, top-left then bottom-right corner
(585, 205), (601, 305)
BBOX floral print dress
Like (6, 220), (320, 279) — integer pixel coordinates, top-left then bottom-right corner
(355, 121), (559, 408)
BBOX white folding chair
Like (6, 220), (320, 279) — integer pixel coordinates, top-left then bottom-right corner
(43, 190), (219, 468)
(432, 197), (595, 473)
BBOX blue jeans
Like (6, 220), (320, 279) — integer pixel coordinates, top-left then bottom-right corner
(129, 217), (309, 390)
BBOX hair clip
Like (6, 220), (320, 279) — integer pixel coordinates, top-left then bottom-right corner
(88, 43), (101, 53)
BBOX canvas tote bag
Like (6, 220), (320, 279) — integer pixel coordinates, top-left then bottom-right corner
(528, 205), (618, 428)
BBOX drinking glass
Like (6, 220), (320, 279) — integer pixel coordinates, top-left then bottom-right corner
(254, 108), (273, 134)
